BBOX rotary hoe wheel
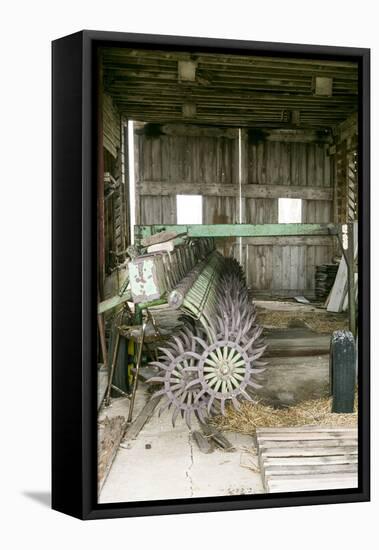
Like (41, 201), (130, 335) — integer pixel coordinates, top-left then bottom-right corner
(147, 256), (268, 428)
(148, 330), (208, 427)
(184, 332), (266, 416)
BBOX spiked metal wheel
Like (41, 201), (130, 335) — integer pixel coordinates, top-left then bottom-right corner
(148, 331), (208, 427)
(146, 255), (268, 428)
(185, 335), (266, 416)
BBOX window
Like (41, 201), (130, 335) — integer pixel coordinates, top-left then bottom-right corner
(278, 198), (302, 223)
(176, 195), (203, 224)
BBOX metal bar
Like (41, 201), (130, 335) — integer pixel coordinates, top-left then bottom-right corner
(135, 223), (337, 241)
(97, 312), (108, 367)
(127, 321), (147, 424)
(104, 330), (121, 407)
(111, 385), (130, 398)
(137, 298), (167, 310)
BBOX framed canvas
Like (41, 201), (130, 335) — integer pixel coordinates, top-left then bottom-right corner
(52, 30), (370, 520)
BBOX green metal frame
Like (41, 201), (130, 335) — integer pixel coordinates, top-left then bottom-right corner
(136, 223), (337, 244)
(134, 222), (357, 335)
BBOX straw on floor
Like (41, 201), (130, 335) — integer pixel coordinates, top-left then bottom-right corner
(210, 394), (357, 436)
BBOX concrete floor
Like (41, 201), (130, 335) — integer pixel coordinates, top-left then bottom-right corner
(99, 387), (264, 503)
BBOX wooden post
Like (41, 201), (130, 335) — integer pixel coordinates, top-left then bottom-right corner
(134, 130), (141, 227)
(240, 128), (248, 270)
(347, 222), (356, 336)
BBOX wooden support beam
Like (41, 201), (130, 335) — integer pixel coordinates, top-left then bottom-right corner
(230, 236), (333, 246)
(160, 124), (239, 139)
(138, 182), (333, 201)
(135, 125), (332, 142)
(137, 223), (336, 241)
(98, 290), (132, 315)
(102, 47), (358, 69)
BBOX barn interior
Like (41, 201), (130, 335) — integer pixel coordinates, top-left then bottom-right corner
(97, 46), (359, 502)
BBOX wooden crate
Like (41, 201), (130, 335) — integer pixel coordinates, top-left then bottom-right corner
(256, 426), (358, 493)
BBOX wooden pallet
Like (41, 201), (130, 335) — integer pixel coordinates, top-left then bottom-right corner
(256, 426), (358, 493)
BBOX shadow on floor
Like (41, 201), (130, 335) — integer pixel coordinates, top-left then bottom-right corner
(22, 491), (51, 508)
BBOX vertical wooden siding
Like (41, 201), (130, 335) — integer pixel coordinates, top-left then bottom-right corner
(244, 140), (333, 296)
(136, 130), (239, 255)
(136, 125), (333, 296)
(103, 94), (129, 275)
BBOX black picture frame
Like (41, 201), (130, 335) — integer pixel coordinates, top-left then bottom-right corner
(52, 30), (370, 520)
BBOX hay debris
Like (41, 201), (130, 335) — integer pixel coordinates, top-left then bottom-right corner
(210, 394), (357, 436)
(257, 309), (348, 333)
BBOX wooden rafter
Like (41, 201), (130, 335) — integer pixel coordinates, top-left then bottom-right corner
(101, 47), (358, 129)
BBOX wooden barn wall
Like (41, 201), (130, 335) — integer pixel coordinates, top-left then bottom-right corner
(136, 125), (334, 296)
(103, 93), (121, 157)
(102, 95), (129, 291)
(135, 127), (239, 256)
(242, 138), (333, 296)
(332, 113), (358, 225)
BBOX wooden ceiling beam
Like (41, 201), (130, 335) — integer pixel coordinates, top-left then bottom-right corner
(106, 86), (356, 103)
(101, 48), (357, 69)
(101, 47), (358, 129)
(103, 62), (357, 81)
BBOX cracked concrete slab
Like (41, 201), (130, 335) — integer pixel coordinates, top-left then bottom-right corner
(99, 388), (264, 503)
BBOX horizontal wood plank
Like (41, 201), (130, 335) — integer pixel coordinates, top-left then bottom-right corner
(257, 432), (357, 442)
(265, 464), (357, 476)
(259, 439), (357, 449)
(257, 427), (357, 434)
(267, 474), (358, 493)
(262, 455), (358, 466)
(234, 236), (333, 246)
(260, 446), (358, 458)
(139, 181), (333, 200)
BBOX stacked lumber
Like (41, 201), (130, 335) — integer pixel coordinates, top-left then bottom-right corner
(256, 426), (358, 493)
(327, 223), (358, 313)
(315, 264), (339, 301)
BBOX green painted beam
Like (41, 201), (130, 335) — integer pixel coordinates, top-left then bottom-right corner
(138, 297), (167, 309)
(136, 223), (337, 242)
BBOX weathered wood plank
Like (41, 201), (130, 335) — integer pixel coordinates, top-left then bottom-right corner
(257, 425), (358, 493)
(263, 455), (358, 466)
(139, 181), (333, 200)
(265, 464), (357, 475)
(257, 431), (357, 441)
(260, 446), (358, 458)
(257, 427), (357, 434)
(98, 290), (132, 315)
(192, 431), (215, 454)
(267, 473), (357, 492)
(98, 415), (126, 491)
(259, 439), (358, 449)
(200, 422), (235, 452)
(264, 334), (330, 357)
(123, 395), (161, 442)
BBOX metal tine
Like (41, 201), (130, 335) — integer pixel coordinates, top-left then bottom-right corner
(147, 376), (166, 383)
